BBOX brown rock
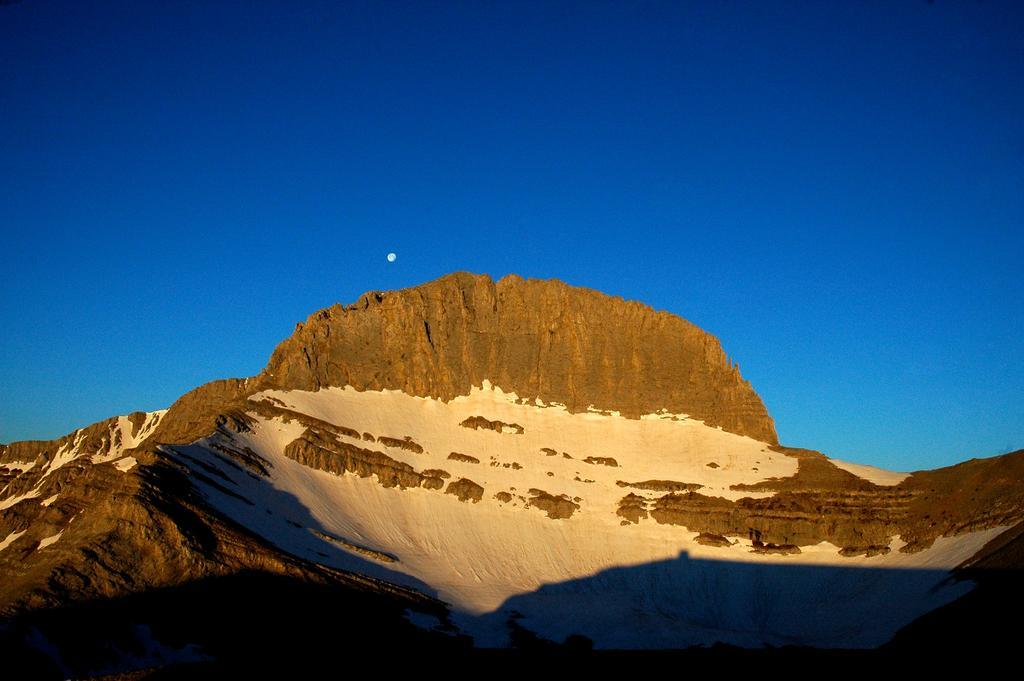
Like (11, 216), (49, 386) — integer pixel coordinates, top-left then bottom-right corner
(376, 436), (425, 454)
(839, 545), (892, 557)
(583, 456), (618, 467)
(257, 273), (778, 443)
(751, 542), (801, 555)
(459, 416), (524, 435)
(445, 478), (484, 503)
(616, 493), (649, 524)
(447, 452), (480, 464)
(616, 479), (702, 492)
(282, 427), (440, 491)
(526, 489), (580, 519)
(694, 532), (734, 547)
(311, 530), (399, 563)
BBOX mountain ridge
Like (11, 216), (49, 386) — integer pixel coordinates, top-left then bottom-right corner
(78, 271), (775, 456)
(2, 271), (1022, 674)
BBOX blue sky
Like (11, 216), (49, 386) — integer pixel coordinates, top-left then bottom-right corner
(1, 1), (1021, 471)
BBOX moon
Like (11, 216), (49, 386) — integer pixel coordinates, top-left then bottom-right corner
(386, 252), (397, 263)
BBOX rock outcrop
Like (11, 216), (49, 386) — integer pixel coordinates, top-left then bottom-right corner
(644, 446), (1024, 551)
(257, 272), (777, 443)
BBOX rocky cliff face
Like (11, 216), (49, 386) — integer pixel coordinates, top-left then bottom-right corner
(258, 272), (778, 444)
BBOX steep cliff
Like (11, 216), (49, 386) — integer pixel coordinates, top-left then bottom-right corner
(258, 272), (778, 444)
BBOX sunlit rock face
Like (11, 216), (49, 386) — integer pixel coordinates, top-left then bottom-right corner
(2, 272), (1023, 664)
(258, 272), (779, 444)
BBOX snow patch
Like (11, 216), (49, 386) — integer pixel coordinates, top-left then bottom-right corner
(37, 531), (63, 550)
(114, 456), (138, 472)
(1, 460), (36, 473)
(0, 530), (26, 551)
(41, 433), (86, 480)
(92, 409), (167, 464)
(0, 490), (41, 510)
(830, 459), (910, 486)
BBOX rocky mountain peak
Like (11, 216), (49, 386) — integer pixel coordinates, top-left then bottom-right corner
(258, 272), (778, 444)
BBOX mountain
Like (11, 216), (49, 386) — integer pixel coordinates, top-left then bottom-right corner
(1, 272), (1022, 676)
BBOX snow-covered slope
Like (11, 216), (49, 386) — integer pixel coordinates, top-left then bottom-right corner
(166, 382), (1004, 649)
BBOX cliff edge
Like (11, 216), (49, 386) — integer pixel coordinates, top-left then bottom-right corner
(258, 272), (778, 443)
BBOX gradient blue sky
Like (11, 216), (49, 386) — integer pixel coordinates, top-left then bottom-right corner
(1, 1), (1022, 471)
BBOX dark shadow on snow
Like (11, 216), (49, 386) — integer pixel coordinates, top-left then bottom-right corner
(4, 440), (1022, 676)
(472, 549), (967, 650)
(163, 442), (439, 600)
